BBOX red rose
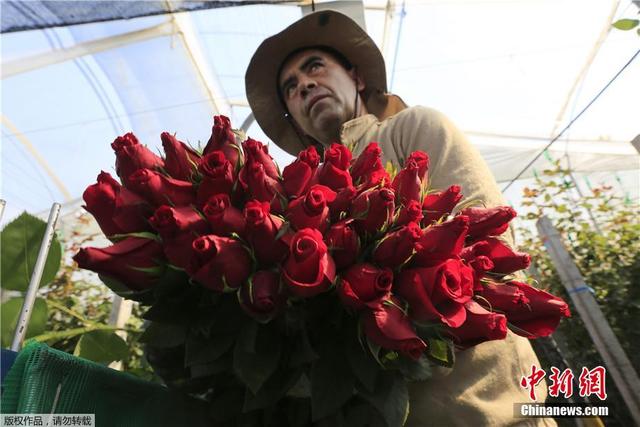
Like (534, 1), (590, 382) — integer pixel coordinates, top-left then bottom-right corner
(422, 185), (463, 225)
(127, 168), (195, 207)
(161, 132), (200, 181)
(242, 138), (279, 180)
(478, 281), (570, 338)
(202, 194), (245, 238)
(239, 162), (285, 214)
(283, 228), (336, 298)
(329, 185), (357, 222)
(282, 146), (319, 198)
(325, 220), (360, 270)
(188, 235), (252, 291)
(406, 151), (430, 182)
(287, 185), (336, 233)
(197, 151), (235, 206)
(395, 199), (424, 227)
(372, 223), (422, 269)
(361, 297), (427, 360)
(412, 215), (469, 267)
(350, 143), (390, 190)
(391, 159), (422, 204)
(351, 187), (395, 235)
(338, 263), (393, 310)
(83, 171), (151, 237)
(396, 259), (474, 327)
(473, 237), (531, 274)
(203, 115), (242, 170)
(446, 300), (507, 349)
(244, 201), (288, 266)
(74, 237), (165, 291)
(149, 205), (210, 269)
(315, 143), (353, 191)
(111, 132), (164, 186)
(238, 270), (286, 322)
(459, 206), (516, 239)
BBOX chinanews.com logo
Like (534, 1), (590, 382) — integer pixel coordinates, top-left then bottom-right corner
(515, 364), (610, 418)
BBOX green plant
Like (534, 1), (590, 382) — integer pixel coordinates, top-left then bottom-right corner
(514, 160), (639, 426)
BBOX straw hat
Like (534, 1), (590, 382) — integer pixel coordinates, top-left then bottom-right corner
(245, 10), (388, 156)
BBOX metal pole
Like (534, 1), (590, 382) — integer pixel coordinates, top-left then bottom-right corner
(11, 203), (61, 351)
(0, 199), (6, 223)
(537, 216), (640, 424)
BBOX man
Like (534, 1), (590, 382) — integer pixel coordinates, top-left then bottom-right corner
(246, 10), (554, 426)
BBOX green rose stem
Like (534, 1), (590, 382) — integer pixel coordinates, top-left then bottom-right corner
(29, 324), (138, 344)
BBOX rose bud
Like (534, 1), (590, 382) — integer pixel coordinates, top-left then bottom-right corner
(329, 185), (357, 222)
(161, 132), (200, 181)
(202, 194), (245, 238)
(111, 132), (164, 187)
(197, 151), (235, 206)
(203, 115), (242, 169)
(74, 237), (165, 291)
(239, 162), (285, 214)
(422, 185), (463, 225)
(127, 168), (196, 208)
(391, 159), (422, 204)
(468, 256), (495, 291)
(315, 143), (353, 191)
(242, 138), (279, 180)
(325, 221), (359, 270)
(287, 185), (336, 233)
(395, 199), (424, 227)
(473, 237), (531, 274)
(351, 187), (395, 235)
(282, 146), (320, 198)
(406, 150), (430, 182)
(113, 187), (155, 233)
(83, 171), (151, 237)
(372, 223), (422, 269)
(238, 270), (286, 323)
(412, 215), (469, 267)
(478, 281), (570, 338)
(188, 235), (252, 292)
(459, 206), (517, 239)
(283, 228), (336, 298)
(244, 200), (288, 266)
(396, 259), (474, 327)
(361, 297), (427, 361)
(338, 263), (393, 310)
(350, 143), (390, 191)
(445, 300), (507, 350)
(149, 205), (209, 269)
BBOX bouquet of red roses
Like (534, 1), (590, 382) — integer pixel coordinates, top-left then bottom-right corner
(74, 115), (569, 426)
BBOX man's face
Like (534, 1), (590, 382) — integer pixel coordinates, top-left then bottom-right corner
(278, 48), (365, 145)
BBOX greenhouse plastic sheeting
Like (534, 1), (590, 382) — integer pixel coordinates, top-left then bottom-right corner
(1, 342), (210, 427)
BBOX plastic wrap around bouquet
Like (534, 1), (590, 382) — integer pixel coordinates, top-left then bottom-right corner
(74, 116), (570, 426)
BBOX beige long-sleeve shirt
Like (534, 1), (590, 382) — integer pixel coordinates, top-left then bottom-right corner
(339, 99), (555, 427)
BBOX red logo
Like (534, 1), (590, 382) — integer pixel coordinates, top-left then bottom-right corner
(520, 365), (607, 401)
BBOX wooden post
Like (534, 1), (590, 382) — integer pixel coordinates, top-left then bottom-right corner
(537, 216), (640, 424)
(108, 295), (133, 371)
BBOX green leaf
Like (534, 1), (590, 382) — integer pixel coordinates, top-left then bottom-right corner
(73, 329), (128, 364)
(242, 366), (303, 413)
(139, 321), (187, 348)
(1, 297), (48, 348)
(425, 337), (455, 368)
(360, 370), (409, 427)
(1, 212), (62, 291)
(289, 326), (318, 367)
(398, 355), (432, 381)
(345, 324), (379, 392)
(612, 18), (639, 30)
(185, 331), (234, 366)
(233, 321), (282, 394)
(311, 345), (355, 421)
(98, 274), (155, 305)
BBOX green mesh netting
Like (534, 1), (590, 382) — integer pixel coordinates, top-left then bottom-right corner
(1, 342), (210, 427)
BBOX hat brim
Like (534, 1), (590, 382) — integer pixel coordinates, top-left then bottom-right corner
(245, 10), (387, 157)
